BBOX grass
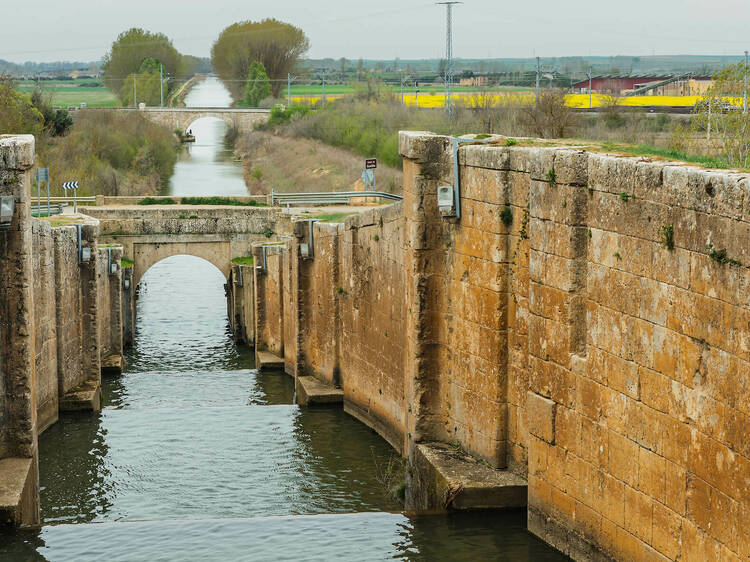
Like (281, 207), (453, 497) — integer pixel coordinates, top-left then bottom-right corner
(16, 79), (119, 108)
(180, 196), (266, 207)
(232, 256), (255, 266)
(139, 197), (177, 205)
(40, 216), (83, 227)
(121, 258), (134, 268)
(599, 142), (731, 169)
(312, 212), (356, 222)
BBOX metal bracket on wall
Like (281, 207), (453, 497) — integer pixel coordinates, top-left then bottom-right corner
(448, 136), (497, 220)
(304, 219), (321, 260)
(75, 223), (82, 264)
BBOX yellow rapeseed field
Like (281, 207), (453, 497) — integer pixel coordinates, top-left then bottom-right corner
(290, 92), (743, 110)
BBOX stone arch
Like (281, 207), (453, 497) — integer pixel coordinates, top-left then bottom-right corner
(133, 241), (231, 287)
(180, 113), (237, 135)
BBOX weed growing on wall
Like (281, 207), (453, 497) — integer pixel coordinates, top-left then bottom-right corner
(500, 206), (513, 226)
(661, 224), (675, 250)
(505, 138), (518, 146)
(546, 168), (557, 187)
(613, 252), (622, 261)
(520, 207), (530, 239)
(619, 192), (631, 202)
(708, 246), (742, 266)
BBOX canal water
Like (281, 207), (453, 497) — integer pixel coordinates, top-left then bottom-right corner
(0, 79), (566, 561)
(166, 76), (249, 197)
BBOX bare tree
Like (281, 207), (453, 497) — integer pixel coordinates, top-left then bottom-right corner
(691, 63), (750, 167)
(520, 89), (579, 138)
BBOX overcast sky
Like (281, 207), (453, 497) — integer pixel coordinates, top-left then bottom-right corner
(2, 0), (749, 63)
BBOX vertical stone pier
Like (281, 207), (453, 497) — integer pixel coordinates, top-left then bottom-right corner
(0, 135), (40, 527)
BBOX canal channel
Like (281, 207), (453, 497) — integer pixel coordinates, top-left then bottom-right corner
(0, 78), (566, 561)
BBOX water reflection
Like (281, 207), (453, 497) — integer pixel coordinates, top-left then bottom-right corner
(166, 77), (248, 197)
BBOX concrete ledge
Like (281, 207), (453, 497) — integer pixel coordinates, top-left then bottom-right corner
(60, 379), (101, 412)
(0, 458), (36, 527)
(529, 506), (615, 562)
(344, 399), (404, 454)
(101, 354), (124, 376)
(37, 398), (59, 435)
(296, 376), (343, 406)
(407, 442), (527, 512)
(256, 351), (284, 373)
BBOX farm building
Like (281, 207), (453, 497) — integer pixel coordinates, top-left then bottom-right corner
(571, 74), (713, 95)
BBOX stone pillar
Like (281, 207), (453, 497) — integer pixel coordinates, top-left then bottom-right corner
(121, 266), (134, 347)
(80, 224), (101, 386)
(0, 135), (40, 527)
(399, 132), (453, 510)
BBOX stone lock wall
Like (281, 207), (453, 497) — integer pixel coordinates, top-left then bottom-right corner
(227, 263), (255, 346)
(0, 136), (127, 527)
(253, 246), (286, 358)
(253, 131), (750, 561)
(32, 221), (59, 433)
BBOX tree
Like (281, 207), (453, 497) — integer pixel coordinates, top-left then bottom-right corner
(119, 72), (162, 107)
(211, 19), (309, 99)
(520, 89), (579, 139)
(102, 28), (184, 102)
(0, 75), (44, 136)
(30, 89), (72, 136)
(242, 61), (271, 107)
(691, 63), (750, 167)
(339, 57), (347, 79)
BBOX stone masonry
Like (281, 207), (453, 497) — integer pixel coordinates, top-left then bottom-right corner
(254, 131), (750, 561)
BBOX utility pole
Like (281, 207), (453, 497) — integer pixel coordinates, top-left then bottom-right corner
(588, 67), (593, 109)
(744, 50), (748, 114)
(160, 64), (164, 108)
(437, 1), (462, 118)
(536, 57), (541, 106)
(287, 73), (297, 107)
(322, 73), (326, 105)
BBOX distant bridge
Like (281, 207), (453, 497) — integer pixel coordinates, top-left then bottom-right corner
(98, 107), (271, 135)
(84, 204), (282, 286)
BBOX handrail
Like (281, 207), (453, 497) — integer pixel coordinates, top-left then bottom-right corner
(272, 190), (402, 206)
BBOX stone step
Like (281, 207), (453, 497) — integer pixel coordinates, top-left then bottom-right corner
(101, 354), (125, 376)
(255, 351), (284, 373)
(60, 379), (101, 412)
(409, 442), (527, 511)
(296, 376), (343, 407)
(0, 457), (36, 527)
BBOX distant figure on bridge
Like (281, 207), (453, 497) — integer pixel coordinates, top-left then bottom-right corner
(187, 129), (192, 136)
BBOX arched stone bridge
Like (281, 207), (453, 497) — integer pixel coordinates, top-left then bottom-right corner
(83, 204), (284, 286)
(109, 108), (270, 135)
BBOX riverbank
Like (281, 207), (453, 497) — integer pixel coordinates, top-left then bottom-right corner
(233, 131), (403, 195)
(37, 111), (180, 198)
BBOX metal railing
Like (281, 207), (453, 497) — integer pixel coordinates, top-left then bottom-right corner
(32, 203), (66, 216)
(271, 190), (402, 206)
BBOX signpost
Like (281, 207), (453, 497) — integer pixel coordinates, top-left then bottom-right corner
(36, 168), (49, 216)
(364, 159), (377, 191)
(63, 181), (79, 213)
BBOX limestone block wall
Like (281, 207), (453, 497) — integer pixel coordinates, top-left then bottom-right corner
(0, 135), (40, 526)
(253, 246), (285, 358)
(227, 264), (255, 346)
(96, 246), (123, 363)
(31, 221), (59, 433)
(52, 227), (85, 396)
(338, 207), (407, 451)
(252, 131), (750, 561)
(121, 266), (134, 347)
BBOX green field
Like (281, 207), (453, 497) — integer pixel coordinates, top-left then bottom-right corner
(15, 79), (119, 108)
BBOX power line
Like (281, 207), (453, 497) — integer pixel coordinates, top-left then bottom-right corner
(437, 1), (461, 117)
